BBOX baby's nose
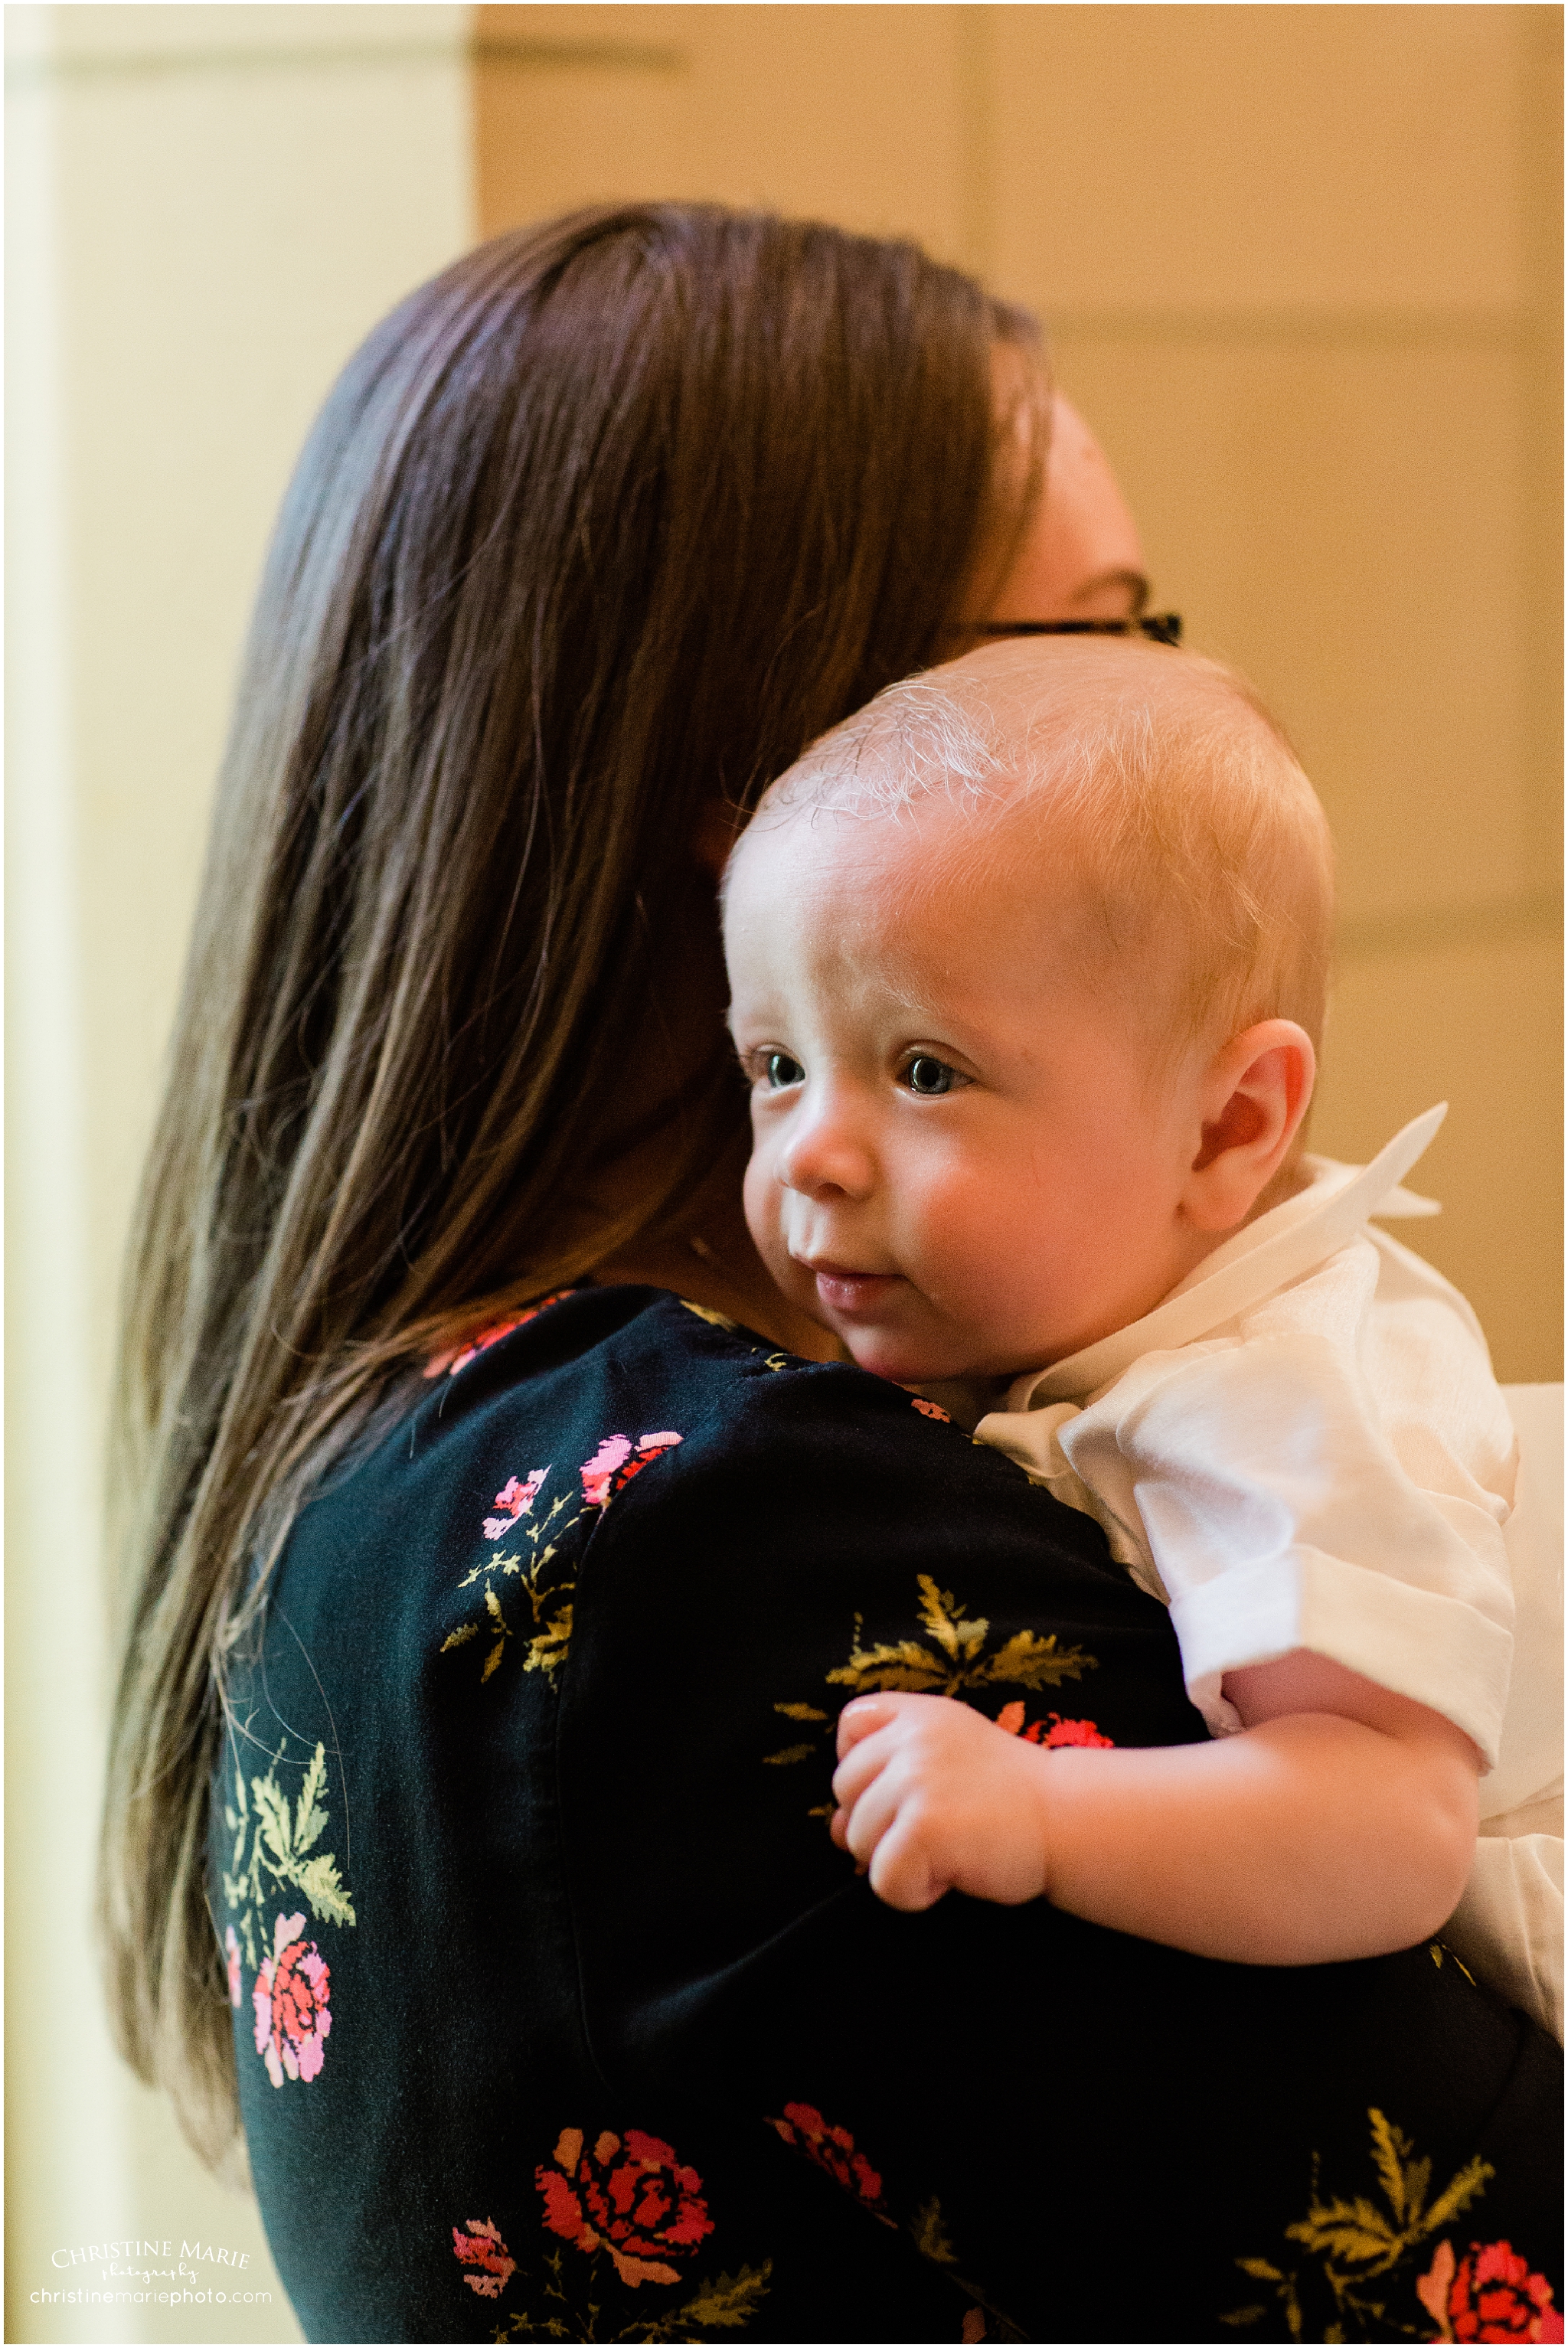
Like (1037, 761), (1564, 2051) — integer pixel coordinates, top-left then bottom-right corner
(777, 1102), (876, 1201)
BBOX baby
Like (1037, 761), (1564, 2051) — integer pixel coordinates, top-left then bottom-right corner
(723, 635), (1560, 2033)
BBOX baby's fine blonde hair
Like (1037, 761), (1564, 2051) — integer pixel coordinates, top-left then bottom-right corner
(757, 635), (1335, 1069)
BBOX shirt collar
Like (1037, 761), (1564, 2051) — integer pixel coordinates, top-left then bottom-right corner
(1006, 1103), (1448, 1411)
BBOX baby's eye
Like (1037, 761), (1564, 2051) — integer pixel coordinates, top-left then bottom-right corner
(901, 1055), (964, 1096)
(760, 1050), (805, 1089)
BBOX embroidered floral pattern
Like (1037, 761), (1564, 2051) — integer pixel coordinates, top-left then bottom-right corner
(537, 2127), (714, 2286)
(765, 1576), (1099, 1813)
(996, 1701), (1115, 1748)
(484, 1469), (550, 1540)
(911, 1397), (952, 1422)
(252, 1911), (332, 2087)
(221, 1738), (354, 2082)
(452, 2217), (517, 2299)
(424, 1292), (577, 1380)
(580, 1432), (682, 1510)
(766, 2104), (887, 2215)
(1220, 2107), (1527, 2340)
(1418, 2239), (1564, 2343)
(458, 2124), (771, 2340)
(443, 1433), (684, 1687)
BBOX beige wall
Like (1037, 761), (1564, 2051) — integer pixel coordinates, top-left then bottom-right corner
(479, 1), (1563, 1380)
(6, 8), (474, 2340)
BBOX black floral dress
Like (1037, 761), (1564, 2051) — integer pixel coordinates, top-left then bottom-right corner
(214, 1287), (1563, 2345)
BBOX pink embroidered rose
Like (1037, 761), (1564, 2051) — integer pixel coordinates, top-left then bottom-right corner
(1419, 2239), (1564, 2342)
(252, 1912), (332, 2087)
(224, 1925), (243, 2008)
(580, 1432), (682, 1510)
(452, 2216), (516, 2300)
(535, 2125), (713, 2287)
(482, 1467), (549, 1540)
(766, 2103), (884, 2209)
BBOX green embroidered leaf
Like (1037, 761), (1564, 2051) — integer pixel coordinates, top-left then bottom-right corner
(292, 1850), (357, 1928)
(293, 1744), (328, 1854)
(763, 1744), (816, 1766)
(251, 1772), (294, 1866)
(1236, 2259), (1284, 2282)
(981, 1630), (1095, 1689)
(240, 1912), (256, 1970)
(673, 2261), (773, 2329)
(911, 2198), (957, 2265)
(440, 1622), (479, 1650)
(773, 1703), (829, 1722)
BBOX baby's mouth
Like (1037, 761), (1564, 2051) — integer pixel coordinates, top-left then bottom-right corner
(799, 1261), (900, 1316)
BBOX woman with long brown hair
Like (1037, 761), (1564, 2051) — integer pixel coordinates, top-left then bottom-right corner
(103, 203), (1559, 2343)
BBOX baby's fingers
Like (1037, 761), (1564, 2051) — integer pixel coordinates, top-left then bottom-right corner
(836, 1693), (902, 1758)
(867, 1816), (945, 1913)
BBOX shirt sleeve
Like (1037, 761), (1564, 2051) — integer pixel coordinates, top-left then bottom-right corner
(1047, 1239), (1515, 1762)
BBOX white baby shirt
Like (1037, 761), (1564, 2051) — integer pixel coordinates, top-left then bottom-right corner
(975, 1105), (1517, 1764)
(974, 1105), (1564, 2038)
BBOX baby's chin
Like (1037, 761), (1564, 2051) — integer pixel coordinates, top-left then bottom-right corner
(832, 1323), (1012, 1392)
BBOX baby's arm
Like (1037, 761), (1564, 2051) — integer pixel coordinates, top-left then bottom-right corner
(831, 1651), (1480, 1964)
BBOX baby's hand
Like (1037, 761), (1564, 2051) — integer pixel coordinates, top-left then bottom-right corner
(831, 1693), (1054, 1912)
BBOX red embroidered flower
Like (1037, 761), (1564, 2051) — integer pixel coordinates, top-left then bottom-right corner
(766, 2103), (884, 2209)
(996, 1703), (1114, 1746)
(580, 1432), (682, 1510)
(1419, 2239), (1564, 2342)
(452, 2216), (517, 2299)
(482, 1468), (549, 1540)
(910, 1398), (951, 1422)
(423, 1292), (574, 1380)
(251, 1912), (331, 2087)
(535, 2126), (714, 2288)
(1024, 1713), (1115, 1749)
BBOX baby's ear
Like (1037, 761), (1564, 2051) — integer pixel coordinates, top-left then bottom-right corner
(1182, 1021), (1315, 1233)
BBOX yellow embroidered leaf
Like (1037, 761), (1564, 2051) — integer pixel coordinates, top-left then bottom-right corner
(982, 1630), (1096, 1690)
(524, 1606), (573, 1677)
(773, 1702), (830, 1722)
(482, 1638), (507, 1683)
(485, 1587), (507, 1625)
(807, 1801), (835, 1819)
(1285, 2197), (1396, 2265)
(1367, 2108), (1417, 2226)
(293, 1851), (356, 1929)
(440, 1622), (479, 1651)
(458, 1560), (487, 1589)
(1219, 2310), (1268, 2329)
(911, 2198), (957, 2265)
(826, 1641), (946, 1694)
(682, 1298), (739, 1331)
(1236, 2259), (1283, 2282)
(674, 2261), (773, 2329)
(763, 1744), (816, 1766)
(916, 1574), (972, 1659)
(1417, 2156), (1494, 2239)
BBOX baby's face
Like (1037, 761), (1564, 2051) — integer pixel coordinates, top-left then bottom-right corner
(725, 793), (1211, 1387)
